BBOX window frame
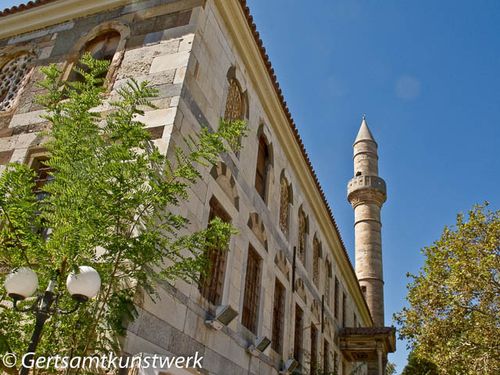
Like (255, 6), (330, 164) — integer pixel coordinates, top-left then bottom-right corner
(198, 197), (231, 306)
(0, 47), (36, 116)
(241, 244), (262, 334)
(61, 21), (130, 92)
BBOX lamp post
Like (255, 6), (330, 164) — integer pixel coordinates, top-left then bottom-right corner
(4, 266), (101, 375)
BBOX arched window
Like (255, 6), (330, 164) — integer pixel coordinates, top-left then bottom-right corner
(313, 235), (321, 286)
(325, 259), (332, 307)
(255, 135), (270, 202)
(0, 53), (34, 112)
(68, 30), (121, 84)
(279, 174), (292, 235)
(297, 207), (308, 265)
(224, 78), (245, 122)
(198, 197), (231, 305)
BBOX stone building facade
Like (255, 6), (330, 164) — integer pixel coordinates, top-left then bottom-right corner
(0, 1), (395, 374)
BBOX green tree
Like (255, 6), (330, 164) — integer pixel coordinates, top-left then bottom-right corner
(401, 351), (438, 375)
(0, 54), (246, 374)
(386, 361), (397, 375)
(395, 204), (500, 374)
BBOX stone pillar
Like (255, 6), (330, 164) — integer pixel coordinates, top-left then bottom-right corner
(347, 117), (387, 326)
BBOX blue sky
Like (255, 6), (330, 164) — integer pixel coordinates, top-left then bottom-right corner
(2, 0), (499, 372)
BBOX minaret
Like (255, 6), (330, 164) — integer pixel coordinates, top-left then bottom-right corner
(347, 116), (387, 326)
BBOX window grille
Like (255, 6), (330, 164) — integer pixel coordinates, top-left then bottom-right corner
(241, 245), (261, 334)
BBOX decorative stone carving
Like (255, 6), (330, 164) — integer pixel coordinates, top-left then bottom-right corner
(247, 212), (267, 250)
(298, 207), (308, 264)
(295, 277), (307, 303)
(224, 78), (244, 121)
(274, 249), (289, 280)
(0, 53), (34, 112)
(279, 175), (290, 235)
(313, 235), (321, 286)
(311, 299), (320, 322)
(210, 161), (239, 209)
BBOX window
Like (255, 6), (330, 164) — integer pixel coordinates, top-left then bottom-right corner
(271, 279), (285, 354)
(31, 156), (54, 201)
(254, 135), (270, 202)
(224, 78), (245, 122)
(310, 324), (318, 374)
(242, 245), (261, 334)
(353, 313), (358, 328)
(279, 174), (291, 236)
(293, 304), (304, 363)
(297, 207), (308, 265)
(30, 156), (54, 238)
(68, 30), (121, 84)
(334, 351), (339, 374)
(323, 340), (330, 373)
(342, 292), (347, 327)
(334, 277), (340, 319)
(199, 197), (231, 305)
(0, 53), (34, 112)
(325, 260), (332, 307)
(313, 235), (321, 286)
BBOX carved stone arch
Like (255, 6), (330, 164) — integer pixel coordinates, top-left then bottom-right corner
(298, 204), (309, 233)
(247, 212), (267, 250)
(295, 277), (307, 303)
(0, 46), (37, 115)
(210, 161), (239, 210)
(312, 233), (322, 287)
(255, 124), (274, 203)
(256, 123), (274, 157)
(274, 249), (290, 280)
(324, 256), (333, 307)
(224, 66), (248, 121)
(325, 257), (333, 278)
(313, 234), (323, 259)
(279, 170), (293, 236)
(279, 169), (294, 203)
(297, 205), (309, 265)
(62, 21), (130, 88)
(311, 299), (321, 322)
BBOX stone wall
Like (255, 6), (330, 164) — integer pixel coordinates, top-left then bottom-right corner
(123, 1), (368, 374)
(0, 0), (201, 170)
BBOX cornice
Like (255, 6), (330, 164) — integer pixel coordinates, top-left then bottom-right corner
(214, 0), (373, 326)
(0, 0), (129, 40)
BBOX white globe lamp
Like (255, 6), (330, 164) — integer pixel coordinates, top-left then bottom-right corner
(4, 267), (39, 300)
(66, 266), (101, 302)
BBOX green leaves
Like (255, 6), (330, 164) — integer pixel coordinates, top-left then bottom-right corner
(395, 203), (500, 374)
(0, 54), (246, 371)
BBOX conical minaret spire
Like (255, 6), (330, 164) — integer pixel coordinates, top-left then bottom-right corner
(347, 116), (387, 326)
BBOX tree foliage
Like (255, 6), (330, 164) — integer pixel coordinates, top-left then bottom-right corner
(0, 54), (247, 373)
(401, 351), (438, 375)
(395, 204), (500, 374)
(386, 361), (397, 375)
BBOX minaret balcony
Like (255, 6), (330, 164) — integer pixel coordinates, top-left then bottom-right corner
(347, 175), (387, 201)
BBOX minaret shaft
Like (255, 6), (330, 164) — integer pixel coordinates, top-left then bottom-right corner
(347, 117), (386, 327)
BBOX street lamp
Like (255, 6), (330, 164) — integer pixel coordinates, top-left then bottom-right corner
(4, 266), (101, 375)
